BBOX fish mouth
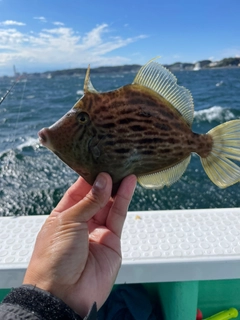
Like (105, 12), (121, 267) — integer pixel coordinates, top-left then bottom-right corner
(38, 128), (54, 151)
(38, 128), (49, 145)
(38, 129), (47, 144)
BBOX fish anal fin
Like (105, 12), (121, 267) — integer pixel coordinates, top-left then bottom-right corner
(133, 58), (194, 126)
(137, 156), (191, 189)
(84, 65), (98, 94)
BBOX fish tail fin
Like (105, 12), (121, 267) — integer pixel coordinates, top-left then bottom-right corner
(201, 119), (240, 188)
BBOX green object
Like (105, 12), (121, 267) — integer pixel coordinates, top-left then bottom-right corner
(157, 281), (199, 320)
(0, 289), (10, 302)
(204, 308), (238, 319)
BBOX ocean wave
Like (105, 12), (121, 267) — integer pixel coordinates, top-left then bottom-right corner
(0, 137), (40, 157)
(216, 80), (224, 87)
(17, 137), (40, 150)
(194, 106), (235, 123)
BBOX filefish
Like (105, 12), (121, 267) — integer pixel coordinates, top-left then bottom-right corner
(38, 58), (240, 193)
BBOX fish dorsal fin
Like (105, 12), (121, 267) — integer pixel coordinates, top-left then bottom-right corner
(133, 58), (194, 126)
(137, 155), (191, 189)
(84, 65), (98, 94)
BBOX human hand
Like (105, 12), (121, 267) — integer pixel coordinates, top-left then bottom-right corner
(23, 173), (137, 317)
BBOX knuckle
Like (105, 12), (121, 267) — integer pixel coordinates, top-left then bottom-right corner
(85, 191), (104, 209)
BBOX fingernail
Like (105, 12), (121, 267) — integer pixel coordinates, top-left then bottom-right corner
(93, 174), (107, 191)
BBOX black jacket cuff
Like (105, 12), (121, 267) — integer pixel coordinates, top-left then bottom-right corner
(1, 285), (97, 320)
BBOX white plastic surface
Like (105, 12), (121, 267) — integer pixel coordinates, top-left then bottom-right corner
(1, 208), (240, 288)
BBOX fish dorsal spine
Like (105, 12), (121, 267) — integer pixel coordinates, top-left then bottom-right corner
(84, 65), (98, 94)
(133, 58), (194, 126)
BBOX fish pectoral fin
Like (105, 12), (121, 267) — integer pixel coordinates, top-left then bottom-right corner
(133, 58), (194, 127)
(137, 155), (191, 189)
(84, 65), (98, 94)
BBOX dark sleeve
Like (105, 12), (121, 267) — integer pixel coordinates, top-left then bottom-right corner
(0, 285), (97, 320)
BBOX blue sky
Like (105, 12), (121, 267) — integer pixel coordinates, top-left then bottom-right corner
(0, 0), (240, 75)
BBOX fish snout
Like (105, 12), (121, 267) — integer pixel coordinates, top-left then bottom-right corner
(38, 128), (53, 150)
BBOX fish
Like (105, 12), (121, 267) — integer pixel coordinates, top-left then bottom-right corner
(38, 58), (240, 194)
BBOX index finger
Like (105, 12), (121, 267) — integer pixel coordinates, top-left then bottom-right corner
(53, 176), (92, 213)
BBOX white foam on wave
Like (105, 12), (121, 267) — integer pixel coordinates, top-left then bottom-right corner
(194, 106), (235, 123)
(0, 137), (40, 157)
(17, 137), (40, 150)
(216, 81), (224, 87)
(76, 89), (84, 96)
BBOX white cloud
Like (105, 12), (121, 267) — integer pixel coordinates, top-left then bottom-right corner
(34, 16), (47, 23)
(0, 23), (147, 74)
(0, 20), (26, 26)
(53, 21), (65, 26)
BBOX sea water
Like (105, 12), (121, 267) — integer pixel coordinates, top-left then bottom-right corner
(1, 68), (240, 216)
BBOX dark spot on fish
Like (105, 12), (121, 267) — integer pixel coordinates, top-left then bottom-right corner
(174, 151), (184, 157)
(187, 139), (194, 145)
(105, 140), (116, 146)
(130, 125), (145, 132)
(112, 100), (125, 108)
(162, 148), (171, 153)
(101, 122), (116, 129)
(106, 134), (114, 139)
(115, 148), (131, 154)
(104, 115), (115, 121)
(115, 138), (129, 144)
(174, 122), (185, 130)
(139, 138), (164, 144)
(130, 118), (153, 125)
(118, 118), (135, 125)
(160, 109), (174, 119)
(97, 134), (106, 140)
(98, 105), (108, 113)
(155, 123), (171, 131)
(141, 150), (155, 155)
(159, 132), (170, 137)
(145, 130), (158, 136)
(167, 138), (177, 144)
(118, 128), (128, 134)
(127, 98), (144, 105)
(138, 111), (152, 117)
(144, 99), (159, 108)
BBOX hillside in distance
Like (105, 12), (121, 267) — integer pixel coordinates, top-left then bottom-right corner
(39, 57), (240, 78)
(2, 57), (240, 79)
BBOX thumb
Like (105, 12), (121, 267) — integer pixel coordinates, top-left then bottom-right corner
(63, 173), (112, 222)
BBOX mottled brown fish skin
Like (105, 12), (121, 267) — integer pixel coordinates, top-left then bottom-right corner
(42, 84), (213, 190)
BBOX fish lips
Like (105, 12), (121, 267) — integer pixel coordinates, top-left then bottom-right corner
(38, 127), (55, 151)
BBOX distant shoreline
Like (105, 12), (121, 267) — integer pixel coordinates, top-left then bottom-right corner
(1, 57), (240, 79)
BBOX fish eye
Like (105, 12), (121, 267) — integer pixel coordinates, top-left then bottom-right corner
(77, 112), (89, 124)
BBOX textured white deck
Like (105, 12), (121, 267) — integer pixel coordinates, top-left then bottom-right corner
(1, 208), (240, 288)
